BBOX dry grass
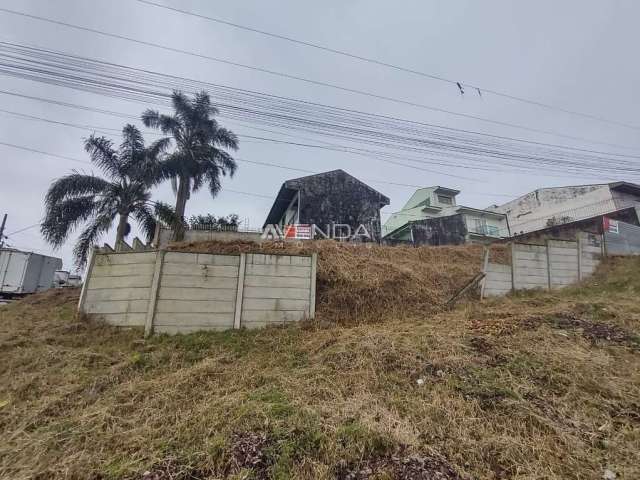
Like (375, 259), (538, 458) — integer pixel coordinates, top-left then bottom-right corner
(1, 254), (639, 479)
(170, 240), (488, 322)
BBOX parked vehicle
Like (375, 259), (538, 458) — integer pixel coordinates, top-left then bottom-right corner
(0, 248), (63, 297)
(54, 270), (70, 288)
(54, 270), (82, 288)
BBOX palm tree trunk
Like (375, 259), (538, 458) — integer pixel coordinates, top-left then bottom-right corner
(114, 213), (128, 251)
(173, 175), (189, 241)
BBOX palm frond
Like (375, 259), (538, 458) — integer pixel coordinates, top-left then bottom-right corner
(146, 136), (172, 160)
(131, 205), (156, 243)
(205, 168), (223, 198)
(41, 196), (100, 248)
(119, 124), (145, 156)
(212, 149), (238, 178)
(214, 127), (239, 151)
(84, 135), (121, 178)
(73, 213), (113, 268)
(153, 201), (178, 227)
(44, 174), (110, 211)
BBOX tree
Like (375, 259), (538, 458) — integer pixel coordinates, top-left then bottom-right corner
(142, 91), (239, 241)
(188, 213), (240, 230)
(41, 125), (174, 267)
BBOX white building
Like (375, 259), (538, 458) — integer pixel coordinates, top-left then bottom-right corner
(489, 182), (640, 235)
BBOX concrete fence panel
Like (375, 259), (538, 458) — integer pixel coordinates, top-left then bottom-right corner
(240, 253), (315, 329)
(79, 250), (318, 335)
(482, 233), (603, 298)
(81, 250), (157, 327)
(153, 252), (240, 334)
(513, 244), (548, 291)
(483, 263), (512, 297)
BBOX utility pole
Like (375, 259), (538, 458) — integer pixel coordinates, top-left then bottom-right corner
(0, 214), (6, 248)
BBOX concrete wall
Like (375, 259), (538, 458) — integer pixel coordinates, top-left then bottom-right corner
(482, 233), (603, 297)
(154, 227), (262, 248)
(82, 251), (156, 327)
(79, 250), (317, 335)
(482, 263), (512, 297)
(241, 253), (315, 329)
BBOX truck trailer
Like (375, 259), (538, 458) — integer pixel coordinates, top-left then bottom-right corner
(0, 248), (63, 297)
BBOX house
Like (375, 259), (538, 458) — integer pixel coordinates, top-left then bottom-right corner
(488, 182), (640, 237)
(263, 169), (390, 241)
(382, 186), (508, 245)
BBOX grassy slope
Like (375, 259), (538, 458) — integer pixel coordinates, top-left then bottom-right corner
(1, 259), (639, 480)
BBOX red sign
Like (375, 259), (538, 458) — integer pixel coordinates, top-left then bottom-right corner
(603, 217), (619, 234)
(283, 224), (312, 240)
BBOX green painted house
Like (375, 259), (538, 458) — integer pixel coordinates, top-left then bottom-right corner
(382, 187), (508, 245)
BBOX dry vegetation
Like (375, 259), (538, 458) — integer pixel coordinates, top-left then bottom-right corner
(1, 247), (639, 480)
(170, 240), (492, 321)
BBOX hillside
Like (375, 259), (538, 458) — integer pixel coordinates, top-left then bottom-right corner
(1, 253), (639, 479)
(169, 240), (496, 322)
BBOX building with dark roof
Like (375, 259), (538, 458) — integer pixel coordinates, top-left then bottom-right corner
(263, 169), (390, 241)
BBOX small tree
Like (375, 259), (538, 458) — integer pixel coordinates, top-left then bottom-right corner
(142, 91), (239, 241)
(41, 125), (174, 266)
(188, 213), (239, 230)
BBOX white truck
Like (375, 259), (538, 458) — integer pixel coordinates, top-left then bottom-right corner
(0, 248), (63, 297)
(54, 270), (82, 288)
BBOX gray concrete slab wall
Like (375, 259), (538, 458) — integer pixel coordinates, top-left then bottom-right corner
(483, 233), (603, 297)
(513, 244), (548, 290)
(483, 263), (512, 297)
(82, 251), (156, 327)
(80, 250), (317, 335)
(240, 253), (313, 329)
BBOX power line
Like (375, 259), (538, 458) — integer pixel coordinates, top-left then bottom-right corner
(0, 141), (90, 165)
(3, 42), (639, 154)
(0, 96), (628, 198)
(0, 106), (486, 185)
(2, 48), (640, 183)
(1, 7), (638, 145)
(5, 223), (40, 236)
(0, 136), (520, 204)
(2, 41), (639, 158)
(134, 0), (640, 132)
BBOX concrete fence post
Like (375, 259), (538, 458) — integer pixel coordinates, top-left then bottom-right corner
(144, 250), (165, 337)
(577, 235), (583, 281)
(480, 246), (490, 300)
(309, 252), (318, 318)
(509, 242), (516, 292)
(234, 253), (247, 329)
(545, 240), (552, 290)
(77, 247), (97, 314)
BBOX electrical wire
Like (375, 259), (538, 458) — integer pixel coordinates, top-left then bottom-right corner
(1, 43), (639, 182)
(1, 8), (638, 145)
(134, 0), (640, 132)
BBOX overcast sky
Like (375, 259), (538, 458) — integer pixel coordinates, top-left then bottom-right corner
(1, 0), (639, 271)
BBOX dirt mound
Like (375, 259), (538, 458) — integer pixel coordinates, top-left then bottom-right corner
(169, 240), (486, 322)
(17, 287), (80, 307)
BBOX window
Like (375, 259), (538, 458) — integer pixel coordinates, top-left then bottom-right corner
(437, 195), (453, 205)
(473, 218), (487, 234)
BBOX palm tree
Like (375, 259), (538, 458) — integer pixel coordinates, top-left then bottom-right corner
(142, 90), (239, 241)
(41, 124), (173, 267)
